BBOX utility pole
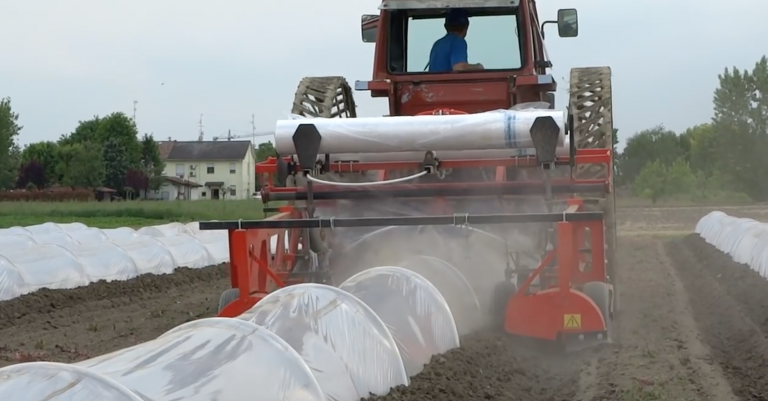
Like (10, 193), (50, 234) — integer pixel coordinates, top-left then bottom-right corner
(249, 114), (256, 198)
(198, 114), (204, 141)
(132, 100), (138, 123)
(251, 114), (256, 145)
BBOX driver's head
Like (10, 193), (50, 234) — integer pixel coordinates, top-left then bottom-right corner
(444, 8), (469, 37)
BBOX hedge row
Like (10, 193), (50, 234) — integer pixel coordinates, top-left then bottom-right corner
(0, 189), (95, 202)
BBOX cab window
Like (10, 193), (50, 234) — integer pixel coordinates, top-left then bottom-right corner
(387, 9), (523, 73)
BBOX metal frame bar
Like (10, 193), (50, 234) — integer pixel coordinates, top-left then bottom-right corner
(200, 211), (602, 230)
(266, 181), (605, 201)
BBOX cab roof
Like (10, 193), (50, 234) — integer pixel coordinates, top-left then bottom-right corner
(379, 0), (520, 10)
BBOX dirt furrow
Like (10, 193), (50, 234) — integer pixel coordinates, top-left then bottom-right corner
(367, 332), (581, 401)
(577, 237), (728, 401)
(670, 235), (768, 400)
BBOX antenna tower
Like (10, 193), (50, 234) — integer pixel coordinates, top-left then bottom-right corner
(198, 114), (204, 141)
(251, 114), (256, 144)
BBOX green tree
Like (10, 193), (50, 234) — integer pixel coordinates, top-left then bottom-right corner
(633, 160), (666, 203)
(680, 123), (720, 178)
(63, 112), (141, 168)
(7, 143), (20, 184)
(0, 98), (22, 189)
(139, 133), (165, 193)
(57, 142), (105, 188)
(60, 112), (142, 194)
(634, 158), (695, 203)
(692, 170), (733, 200)
(620, 125), (684, 184)
(98, 113), (141, 166)
(255, 141), (277, 161)
(102, 139), (130, 191)
(711, 56), (768, 200)
(665, 159), (695, 195)
(612, 128), (622, 183)
(60, 116), (101, 145)
(20, 141), (59, 187)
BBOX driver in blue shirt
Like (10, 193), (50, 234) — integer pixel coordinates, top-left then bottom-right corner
(427, 9), (485, 73)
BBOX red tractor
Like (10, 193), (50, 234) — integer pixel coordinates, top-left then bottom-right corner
(201, 0), (617, 351)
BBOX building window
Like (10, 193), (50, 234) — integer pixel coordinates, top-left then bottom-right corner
(207, 163), (214, 174)
(230, 186), (237, 197)
(229, 163), (236, 174)
(175, 164), (185, 177)
(201, 191), (207, 197)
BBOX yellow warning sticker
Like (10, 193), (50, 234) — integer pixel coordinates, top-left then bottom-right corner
(564, 314), (581, 329)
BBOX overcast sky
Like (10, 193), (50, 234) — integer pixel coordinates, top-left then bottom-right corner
(2, 0), (766, 150)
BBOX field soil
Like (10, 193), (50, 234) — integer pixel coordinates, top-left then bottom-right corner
(618, 204), (768, 235)
(0, 265), (230, 366)
(2, 205), (768, 400)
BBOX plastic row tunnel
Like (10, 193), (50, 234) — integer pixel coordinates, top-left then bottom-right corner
(0, 223), (231, 301)
(0, 261), (481, 401)
(695, 211), (768, 278)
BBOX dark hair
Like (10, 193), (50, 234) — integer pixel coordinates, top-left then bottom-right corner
(444, 22), (467, 33)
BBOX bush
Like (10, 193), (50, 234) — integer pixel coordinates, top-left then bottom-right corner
(0, 189), (94, 202)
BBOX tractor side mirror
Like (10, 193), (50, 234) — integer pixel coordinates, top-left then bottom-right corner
(361, 14), (379, 43)
(557, 9), (578, 37)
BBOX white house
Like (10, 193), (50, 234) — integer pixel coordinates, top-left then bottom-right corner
(142, 140), (256, 200)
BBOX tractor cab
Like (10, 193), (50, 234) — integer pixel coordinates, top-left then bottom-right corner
(358, 0), (578, 115)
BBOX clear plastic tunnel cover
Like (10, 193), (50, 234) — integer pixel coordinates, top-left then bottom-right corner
(77, 318), (325, 401)
(156, 234), (214, 268)
(239, 283), (408, 401)
(0, 244), (87, 292)
(340, 266), (460, 376)
(112, 236), (176, 275)
(398, 255), (481, 334)
(0, 361), (145, 401)
(63, 242), (140, 282)
(0, 255), (26, 301)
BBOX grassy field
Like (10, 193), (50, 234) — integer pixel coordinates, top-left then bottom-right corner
(0, 200), (266, 228)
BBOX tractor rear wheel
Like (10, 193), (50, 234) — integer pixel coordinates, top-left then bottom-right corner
(291, 76), (357, 119)
(568, 67), (619, 315)
(217, 288), (240, 314)
(290, 76), (373, 186)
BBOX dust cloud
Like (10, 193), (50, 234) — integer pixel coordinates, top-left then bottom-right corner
(306, 169), (551, 333)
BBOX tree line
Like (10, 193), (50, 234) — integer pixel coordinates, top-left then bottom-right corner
(0, 108), (165, 198)
(0, 102), (279, 198)
(613, 55), (768, 203)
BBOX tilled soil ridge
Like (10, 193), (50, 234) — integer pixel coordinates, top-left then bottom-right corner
(363, 236), (742, 401)
(583, 237), (727, 401)
(670, 234), (768, 400)
(366, 331), (580, 401)
(0, 264), (230, 366)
